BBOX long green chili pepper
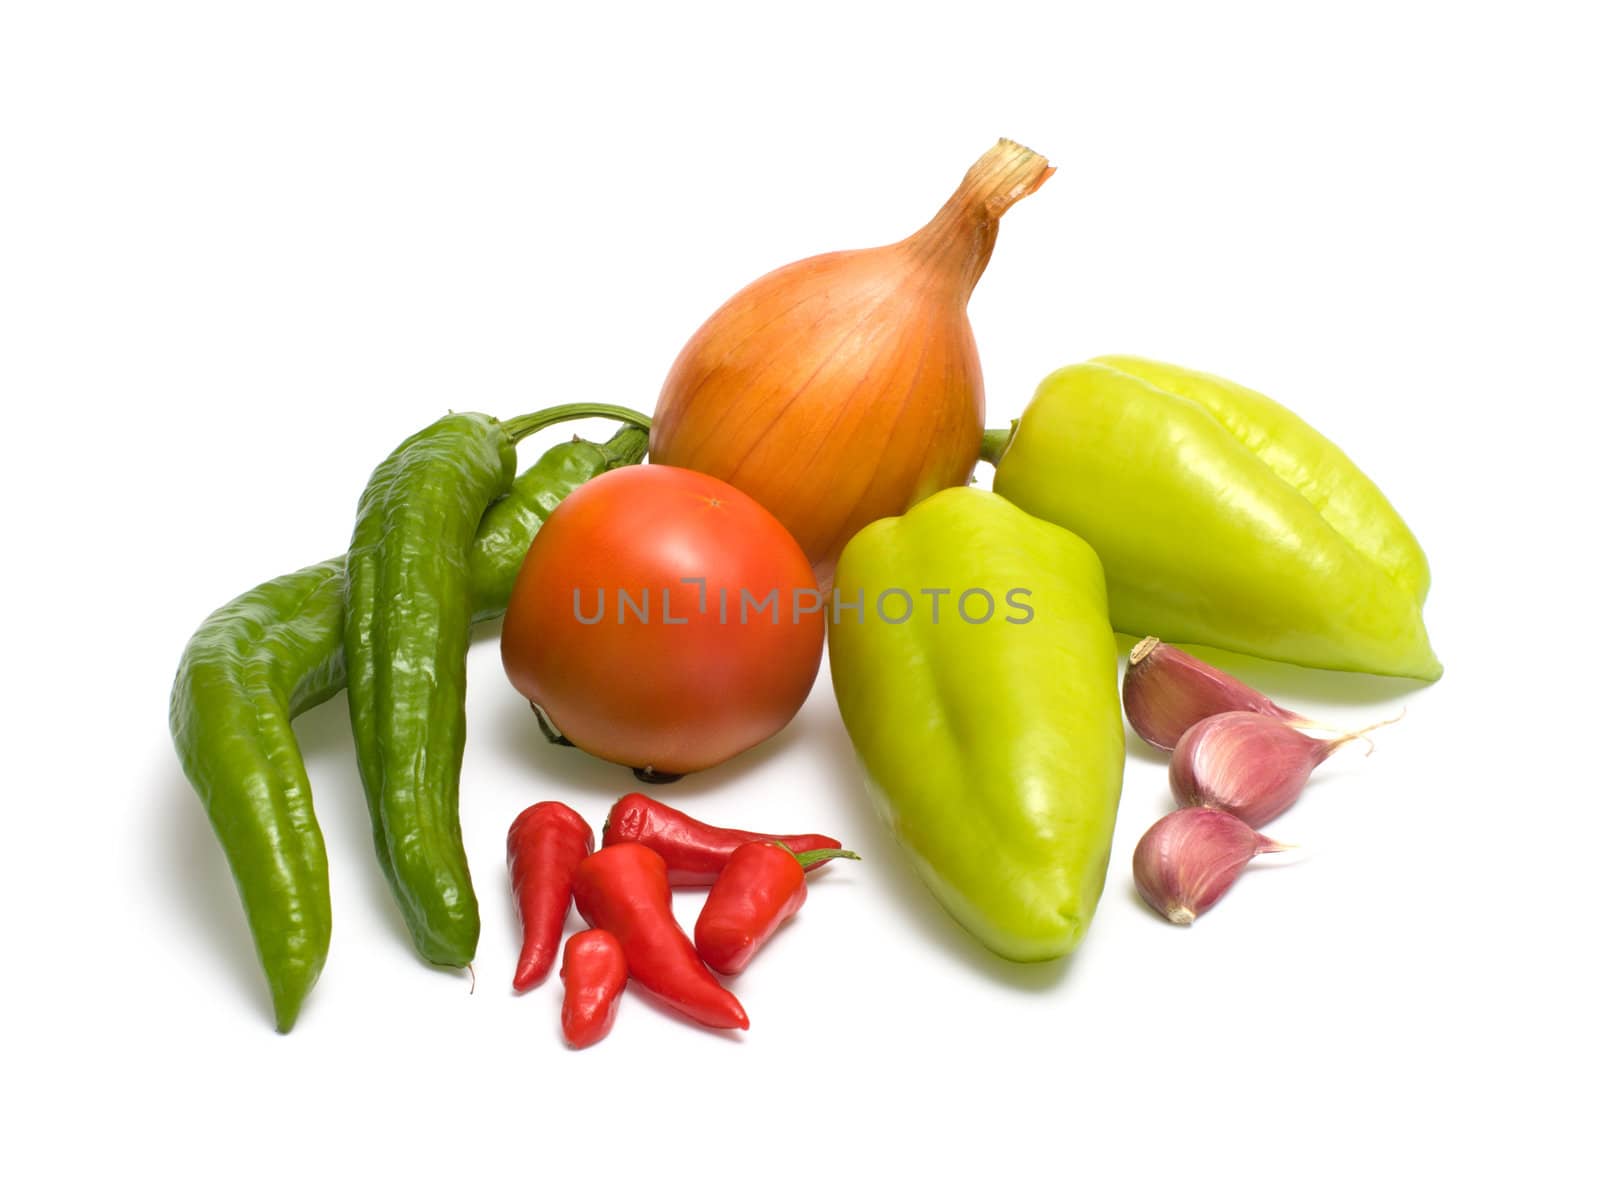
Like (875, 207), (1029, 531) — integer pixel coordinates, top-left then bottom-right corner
(343, 403), (650, 970)
(170, 420), (649, 1031)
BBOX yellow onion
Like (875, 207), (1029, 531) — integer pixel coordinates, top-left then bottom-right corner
(650, 138), (1053, 586)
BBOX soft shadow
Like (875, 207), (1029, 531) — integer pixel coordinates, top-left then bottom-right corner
(623, 982), (748, 1043)
(156, 756), (275, 1026)
(1136, 786), (1178, 823)
(487, 694), (648, 796)
(677, 702), (824, 797)
(1123, 853), (1297, 926)
(809, 711), (1076, 993)
(469, 614), (505, 648)
(1124, 724), (1168, 765)
(485, 679), (820, 801)
(1125, 880), (1170, 925)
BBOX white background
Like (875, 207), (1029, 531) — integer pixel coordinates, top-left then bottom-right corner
(4, 2), (1595, 1198)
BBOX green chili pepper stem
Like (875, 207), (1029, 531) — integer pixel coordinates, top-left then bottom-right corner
(600, 425), (650, 467)
(500, 403), (652, 443)
(979, 422), (1017, 466)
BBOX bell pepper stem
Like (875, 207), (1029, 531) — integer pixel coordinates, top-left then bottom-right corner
(500, 403), (653, 444)
(979, 422), (1018, 466)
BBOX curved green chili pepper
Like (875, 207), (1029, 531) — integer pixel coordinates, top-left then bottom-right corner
(829, 487), (1124, 961)
(169, 560), (346, 1032)
(986, 356), (1441, 680)
(343, 404), (651, 968)
(170, 422), (648, 1031)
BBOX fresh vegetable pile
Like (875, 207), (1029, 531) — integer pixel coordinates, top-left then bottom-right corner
(170, 138), (1440, 1034)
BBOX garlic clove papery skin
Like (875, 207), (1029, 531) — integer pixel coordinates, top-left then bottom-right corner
(1122, 636), (1311, 751)
(649, 139), (1052, 588)
(1169, 711), (1345, 828)
(1132, 807), (1286, 924)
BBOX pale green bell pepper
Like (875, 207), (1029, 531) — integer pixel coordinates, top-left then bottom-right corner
(987, 356), (1442, 680)
(829, 488), (1124, 961)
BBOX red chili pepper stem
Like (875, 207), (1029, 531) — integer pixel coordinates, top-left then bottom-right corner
(602, 793), (845, 886)
(786, 847), (861, 868)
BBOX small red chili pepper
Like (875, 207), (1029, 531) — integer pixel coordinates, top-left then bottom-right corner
(507, 801), (594, 991)
(572, 842), (749, 1031)
(602, 792), (844, 886)
(559, 929), (627, 1049)
(694, 841), (860, 976)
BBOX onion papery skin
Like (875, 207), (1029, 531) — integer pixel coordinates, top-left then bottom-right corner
(650, 139), (1052, 587)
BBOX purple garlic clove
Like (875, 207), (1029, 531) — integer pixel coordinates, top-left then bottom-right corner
(1169, 710), (1394, 827)
(1122, 637), (1314, 751)
(1133, 807), (1287, 924)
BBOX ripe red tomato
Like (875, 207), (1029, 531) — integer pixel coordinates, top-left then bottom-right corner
(501, 464), (825, 776)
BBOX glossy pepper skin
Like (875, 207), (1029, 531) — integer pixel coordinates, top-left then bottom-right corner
(507, 802), (594, 991)
(170, 425), (648, 1030)
(988, 357), (1441, 680)
(829, 488), (1124, 962)
(560, 930), (628, 1049)
(345, 414), (506, 966)
(572, 843), (748, 1031)
(694, 842), (859, 975)
(344, 405), (650, 968)
(602, 793), (843, 886)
